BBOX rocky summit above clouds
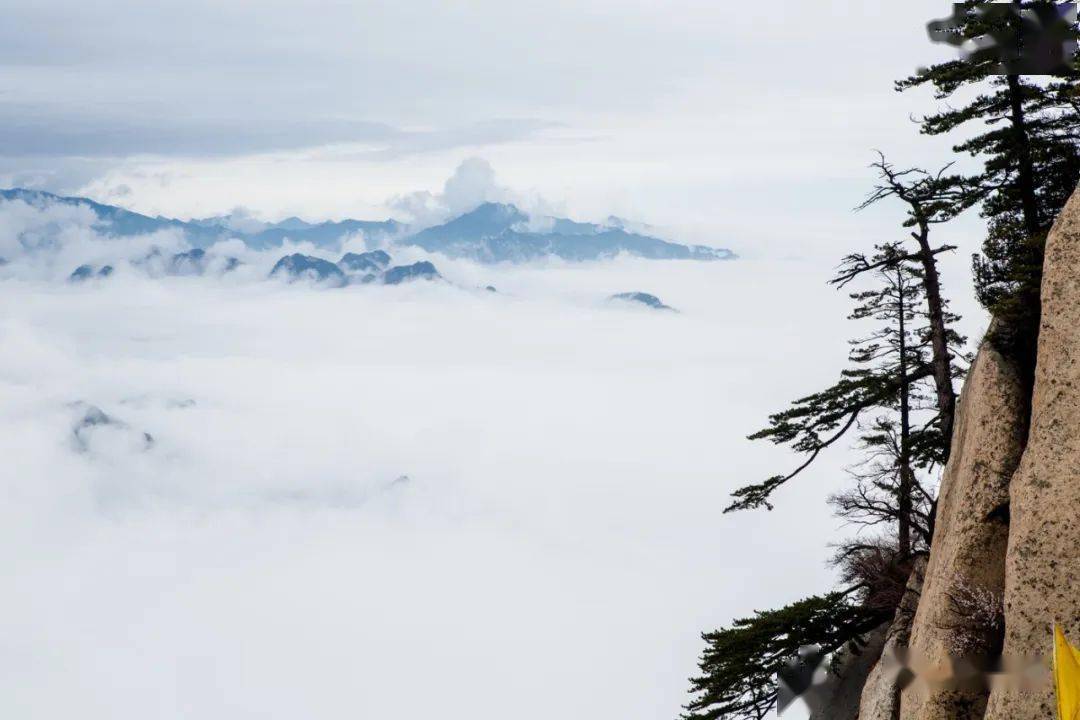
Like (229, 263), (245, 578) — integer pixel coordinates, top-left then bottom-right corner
(338, 250), (391, 273)
(269, 252), (442, 287)
(0, 188), (735, 264)
(382, 260), (441, 285)
(69, 264), (114, 282)
(167, 248), (241, 276)
(608, 292), (675, 311)
(69, 401), (154, 454)
(269, 253), (348, 286)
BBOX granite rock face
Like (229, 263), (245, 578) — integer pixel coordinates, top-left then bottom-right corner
(983, 186), (1080, 720)
(899, 336), (1028, 720)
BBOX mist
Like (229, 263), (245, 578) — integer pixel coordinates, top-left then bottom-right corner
(0, 235), (901, 719)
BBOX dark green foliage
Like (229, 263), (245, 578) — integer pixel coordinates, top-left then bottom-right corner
(726, 245), (964, 514)
(836, 251), (963, 555)
(726, 367), (919, 513)
(972, 220), (1047, 365)
(898, 1), (1080, 364)
(683, 592), (889, 720)
(852, 156), (971, 460)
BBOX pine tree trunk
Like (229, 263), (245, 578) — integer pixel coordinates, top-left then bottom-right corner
(1007, 0), (1041, 235)
(1006, 74), (1041, 235)
(913, 224), (958, 458)
(897, 266), (913, 559)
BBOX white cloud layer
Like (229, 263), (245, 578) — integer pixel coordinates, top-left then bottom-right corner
(0, 244), (905, 719)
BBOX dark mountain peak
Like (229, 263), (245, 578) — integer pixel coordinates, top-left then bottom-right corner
(339, 249), (391, 273)
(383, 261), (441, 285)
(69, 401), (154, 453)
(168, 248), (241, 275)
(69, 264), (114, 282)
(173, 248), (206, 264)
(270, 253), (346, 286)
(609, 292), (675, 311)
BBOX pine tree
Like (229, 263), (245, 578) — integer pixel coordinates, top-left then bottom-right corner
(899, 0), (1080, 365)
(683, 592), (889, 720)
(694, 249), (960, 719)
(843, 153), (971, 460)
(726, 244), (965, 515)
(842, 253), (933, 557)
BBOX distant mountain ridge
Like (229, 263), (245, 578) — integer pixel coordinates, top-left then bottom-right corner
(0, 188), (401, 249)
(0, 188), (735, 263)
(388, 202), (732, 262)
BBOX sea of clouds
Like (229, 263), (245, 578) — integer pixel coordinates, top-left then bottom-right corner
(0, 193), (972, 719)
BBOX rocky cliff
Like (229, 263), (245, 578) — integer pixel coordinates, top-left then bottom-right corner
(983, 185), (1080, 720)
(853, 185), (1080, 719)
(899, 333), (1028, 720)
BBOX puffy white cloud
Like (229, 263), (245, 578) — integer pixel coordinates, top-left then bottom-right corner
(388, 157), (578, 231)
(442, 157), (499, 214)
(390, 157), (510, 226)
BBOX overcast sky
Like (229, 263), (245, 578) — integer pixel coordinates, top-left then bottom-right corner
(0, 0), (974, 251)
